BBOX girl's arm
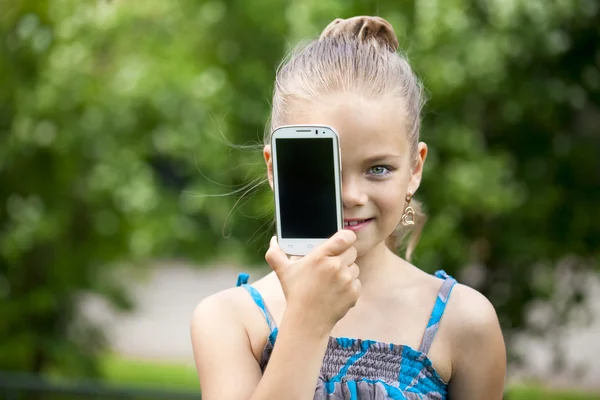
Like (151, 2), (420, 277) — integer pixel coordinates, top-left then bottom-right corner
(191, 231), (360, 400)
(191, 293), (331, 400)
(447, 285), (507, 400)
(191, 293), (263, 400)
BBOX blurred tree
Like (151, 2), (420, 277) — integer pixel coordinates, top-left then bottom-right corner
(407, 0), (600, 368)
(0, 0), (286, 376)
(0, 0), (598, 379)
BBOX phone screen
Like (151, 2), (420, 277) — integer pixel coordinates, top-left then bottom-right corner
(275, 138), (338, 239)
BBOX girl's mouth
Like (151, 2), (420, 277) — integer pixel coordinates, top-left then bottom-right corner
(343, 218), (374, 231)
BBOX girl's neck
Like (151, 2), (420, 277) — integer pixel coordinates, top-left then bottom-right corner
(355, 243), (409, 289)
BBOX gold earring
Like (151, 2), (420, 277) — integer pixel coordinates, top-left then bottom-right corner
(401, 192), (415, 226)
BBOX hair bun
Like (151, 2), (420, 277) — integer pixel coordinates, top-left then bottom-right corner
(319, 16), (399, 52)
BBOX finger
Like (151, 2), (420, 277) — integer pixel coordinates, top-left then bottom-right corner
(265, 237), (291, 274)
(338, 245), (358, 267)
(289, 255), (303, 262)
(347, 263), (360, 281)
(321, 230), (357, 256)
(353, 278), (362, 294)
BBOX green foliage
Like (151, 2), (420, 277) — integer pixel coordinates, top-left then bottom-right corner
(0, 0), (598, 380)
(408, 1), (600, 342)
(506, 385), (600, 400)
(99, 354), (199, 391)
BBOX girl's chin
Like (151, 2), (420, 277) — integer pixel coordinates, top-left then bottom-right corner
(353, 238), (388, 259)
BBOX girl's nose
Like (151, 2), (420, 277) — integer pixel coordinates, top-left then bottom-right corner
(342, 177), (368, 208)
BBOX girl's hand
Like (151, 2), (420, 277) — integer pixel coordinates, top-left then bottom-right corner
(265, 230), (360, 331)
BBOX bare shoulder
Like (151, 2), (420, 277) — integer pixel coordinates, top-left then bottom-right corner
(190, 285), (268, 399)
(191, 271), (277, 325)
(191, 286), (244, 327)
(444, 282), (507, 397)
(191, 272), (280, 361)
(190, 286), (253, 353)
(444, 283), (502, 342)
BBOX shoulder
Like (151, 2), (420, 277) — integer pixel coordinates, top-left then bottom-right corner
(411, 269), (501, 342)
(444, 282), (503, 343)
(191, 287), (248, 333)
(441, 282), (507, 397)
(443, 282), (506, 379)
(191, 273), (281, 359)
(190, 284), (271, 398)
(191, 272), (277, 326)
(190, 286), (259, 359)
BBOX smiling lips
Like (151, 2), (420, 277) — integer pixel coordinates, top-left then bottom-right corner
(343, 218), (374, 231)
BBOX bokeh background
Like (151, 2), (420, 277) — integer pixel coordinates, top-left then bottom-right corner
(1, 0), (599, 398)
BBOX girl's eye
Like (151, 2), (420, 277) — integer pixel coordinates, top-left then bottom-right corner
(368, 166), (392, 176)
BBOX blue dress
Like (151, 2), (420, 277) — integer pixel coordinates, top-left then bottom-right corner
(236, 270), (457, 400)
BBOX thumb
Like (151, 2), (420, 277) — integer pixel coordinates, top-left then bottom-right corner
(265, 236), (291, 275)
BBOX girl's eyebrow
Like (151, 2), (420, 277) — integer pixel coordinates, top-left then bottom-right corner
(363, 154), (402, 164)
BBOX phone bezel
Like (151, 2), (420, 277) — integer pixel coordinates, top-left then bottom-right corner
(271, 124), (344, 256)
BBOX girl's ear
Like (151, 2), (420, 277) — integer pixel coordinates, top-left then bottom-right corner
(264, 145), (274, 190)
(408, 142), (428, 194)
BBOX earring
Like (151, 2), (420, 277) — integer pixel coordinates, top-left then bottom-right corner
(401, 192), (415, 226)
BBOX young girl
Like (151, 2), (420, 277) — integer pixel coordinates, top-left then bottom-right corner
(191, 16), (506, 400)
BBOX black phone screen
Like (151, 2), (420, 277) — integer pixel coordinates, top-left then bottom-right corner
(275, 138), (338, 239)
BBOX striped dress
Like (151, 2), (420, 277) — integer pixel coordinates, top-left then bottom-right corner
(236, 270), (457, 400)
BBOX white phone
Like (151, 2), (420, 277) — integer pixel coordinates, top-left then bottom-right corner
(271, 124), (344, 256)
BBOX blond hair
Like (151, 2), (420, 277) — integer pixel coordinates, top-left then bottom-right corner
(265, 16), (427, 260)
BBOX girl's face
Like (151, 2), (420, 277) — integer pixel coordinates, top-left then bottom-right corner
(266, 92), (427, 257)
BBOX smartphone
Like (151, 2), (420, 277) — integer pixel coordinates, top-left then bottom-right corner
(271, 124), (343, 256)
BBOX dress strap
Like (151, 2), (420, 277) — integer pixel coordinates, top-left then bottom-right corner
(236, 273), (278, 343)
(418, 270), (457, 355)
(236, 272), (250, 287)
